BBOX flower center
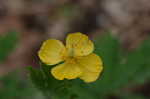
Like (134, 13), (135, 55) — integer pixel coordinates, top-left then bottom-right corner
(67, 43), (78, 57)
(64, 45), (77, 63)
(65, 57), (77, 64)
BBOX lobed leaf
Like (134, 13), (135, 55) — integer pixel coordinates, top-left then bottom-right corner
(0, 32), (18, 62)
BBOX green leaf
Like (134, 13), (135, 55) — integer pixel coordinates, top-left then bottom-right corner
(40, 63), (96, 99)
(0, 31), (18, 62)
(28, 65), (71, 99)
(28, 66), (47, 92)
(29, 63), (100, 99)
(127, 38), (150, 84)
(89, 33), (121, 94)
(113, 37), (150, 89)
(0, 70), (41, 99)
(90, 33), (150, 96)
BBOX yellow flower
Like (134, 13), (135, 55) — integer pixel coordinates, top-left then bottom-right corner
(38, 32), (103, 83)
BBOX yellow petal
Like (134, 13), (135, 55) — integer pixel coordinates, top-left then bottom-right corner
(66, 32), (94, 57)
(77, 53), (103, 83)
(51, 61), (82, 80)
(38, 39), (66, 65)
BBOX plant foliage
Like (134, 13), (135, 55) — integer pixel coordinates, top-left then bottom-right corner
(0, 32), (18, 62)
(29, 33), (150, 99)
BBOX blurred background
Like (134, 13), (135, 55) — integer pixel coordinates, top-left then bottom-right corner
(0, 0), (150, 99)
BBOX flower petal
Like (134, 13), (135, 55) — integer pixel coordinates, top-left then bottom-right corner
(51, 62), (82, 80)
(77, 53), (103, 83)
(38, 39), (66, 65)
(66, 32), (94, 56)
